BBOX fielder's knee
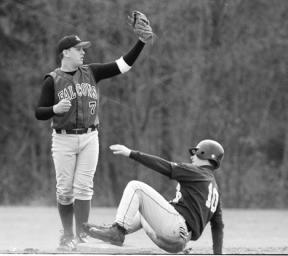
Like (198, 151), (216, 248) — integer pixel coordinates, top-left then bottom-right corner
(57, 194), (74, 205)
(74, 187), (93, 201)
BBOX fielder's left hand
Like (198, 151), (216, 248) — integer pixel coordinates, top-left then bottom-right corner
(128, 10), (154, 43)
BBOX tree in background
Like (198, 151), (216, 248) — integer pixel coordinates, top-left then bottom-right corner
(0, 0), (287, 207)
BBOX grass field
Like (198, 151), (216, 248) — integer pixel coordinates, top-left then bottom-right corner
(0, 207), (287, 254)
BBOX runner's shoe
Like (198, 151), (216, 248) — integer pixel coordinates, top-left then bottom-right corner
(83, 222), (126, 246)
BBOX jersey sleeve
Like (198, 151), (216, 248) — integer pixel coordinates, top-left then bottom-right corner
(170, 163), (211, 182)
(129, 151), (173, 178)
(210, 199), (224, 254)
(123, 40), (145, 65)
(89, 62), (120, 83)
(34, 76), (55, 120)
(89, 40), (145, 83)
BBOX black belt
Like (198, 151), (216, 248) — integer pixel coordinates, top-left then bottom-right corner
(55, 125), (98, 135)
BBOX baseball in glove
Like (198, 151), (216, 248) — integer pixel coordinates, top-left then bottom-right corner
(128, 10), (154, 43)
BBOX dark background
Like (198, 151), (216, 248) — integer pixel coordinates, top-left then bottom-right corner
(0, 0), (287, 208)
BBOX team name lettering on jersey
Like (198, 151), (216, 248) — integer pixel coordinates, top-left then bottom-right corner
(57, 83), (97, 101)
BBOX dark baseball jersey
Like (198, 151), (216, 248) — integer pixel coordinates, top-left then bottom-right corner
(47, 65), (98, 130)
(129, 150), (224, 248)
(169, 162), (222, 240)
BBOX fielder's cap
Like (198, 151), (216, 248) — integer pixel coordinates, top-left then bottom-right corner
(57, 35), (91, 55)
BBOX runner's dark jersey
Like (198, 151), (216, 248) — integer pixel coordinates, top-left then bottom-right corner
(129, 150), (224, 253)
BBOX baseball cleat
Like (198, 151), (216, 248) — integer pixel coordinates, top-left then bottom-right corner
(83, 222), (126, 246)
(74, 232), (89, 244)
(57, 234), (76, 252)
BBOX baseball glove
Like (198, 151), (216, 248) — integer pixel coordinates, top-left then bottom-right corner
(128, 10), (154, 43)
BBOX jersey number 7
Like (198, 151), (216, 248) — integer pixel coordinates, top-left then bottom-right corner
(205, 183), (219, 213)
(89, 101), (97, 115)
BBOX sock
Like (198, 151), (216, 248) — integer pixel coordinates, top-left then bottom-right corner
(115, 223), (127, 234)
(74, 199), (91, 236)
(57, 203), (74, 236)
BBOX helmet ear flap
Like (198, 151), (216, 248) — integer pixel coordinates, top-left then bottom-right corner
(208, 159), (218, 169)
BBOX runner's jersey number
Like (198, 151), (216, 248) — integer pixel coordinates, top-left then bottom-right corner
(171, 182), (219, 213)
(206, 182), (219, 213)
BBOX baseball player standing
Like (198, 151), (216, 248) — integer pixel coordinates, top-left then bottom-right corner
(83, 140), (225, 254)
(34, 11), (154, 251)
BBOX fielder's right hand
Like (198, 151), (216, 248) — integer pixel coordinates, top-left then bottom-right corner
(53, 99), (72, 114)
(109, 144), (131, 157)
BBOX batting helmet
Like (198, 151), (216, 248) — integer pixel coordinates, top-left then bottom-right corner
(189, 140), (224, 169)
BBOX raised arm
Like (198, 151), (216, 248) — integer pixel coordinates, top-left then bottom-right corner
(109, 144), (173, 177)
(89, 40), (145, 82)
(89, 11), (153, 83)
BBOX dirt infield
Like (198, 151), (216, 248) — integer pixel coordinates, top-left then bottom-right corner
(0, 207), (287, 254)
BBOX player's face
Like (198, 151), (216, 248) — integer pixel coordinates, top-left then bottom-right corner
(66, 46), (85, 66)
(190, 154), (196, 164)
(189, 148), (197, 164)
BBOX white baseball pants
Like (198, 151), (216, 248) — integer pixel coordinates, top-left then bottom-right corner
(115, 180), (191, 253)
(51, 130), (99, 205)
